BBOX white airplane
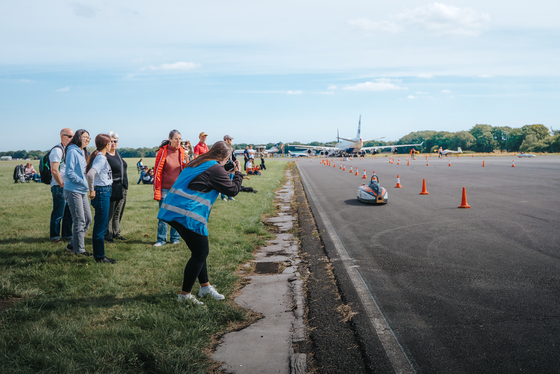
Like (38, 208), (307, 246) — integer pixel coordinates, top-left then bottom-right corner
(440, 147), (463, 156)
(288, 150), (313, 157)
(263, 143), (283, 154)
(292, 116), (423, 157)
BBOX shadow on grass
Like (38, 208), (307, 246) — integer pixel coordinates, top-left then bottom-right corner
(8, 292), (173, 314)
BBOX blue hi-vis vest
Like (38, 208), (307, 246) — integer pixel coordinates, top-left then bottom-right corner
(157, 161), (219, 236)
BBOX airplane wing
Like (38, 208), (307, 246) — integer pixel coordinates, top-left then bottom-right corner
(292, 145), (340, 151)
(362, 141), (424, 152)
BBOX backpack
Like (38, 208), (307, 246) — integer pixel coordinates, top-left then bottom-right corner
(39, 145), (63, 185)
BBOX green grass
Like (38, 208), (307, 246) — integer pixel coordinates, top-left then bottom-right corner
(0, 159), (288, 373)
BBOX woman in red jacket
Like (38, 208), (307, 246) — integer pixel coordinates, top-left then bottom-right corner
(153, 130), (186, 247)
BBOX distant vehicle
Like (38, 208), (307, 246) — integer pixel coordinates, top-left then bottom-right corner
(517, 153), (536, 158)
(292, 116), (423, 157)
(441, 147), (462, 156)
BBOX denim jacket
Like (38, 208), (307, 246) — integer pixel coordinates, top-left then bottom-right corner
(64, 144), (89, 194)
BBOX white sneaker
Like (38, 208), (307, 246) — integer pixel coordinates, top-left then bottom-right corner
(221, 196), (227, 202)
(198, 285), (225, 300)
(177, 294), (203, 305)
(228, 197), (236, 201)
(153, 242), (165, 247)
(172, 241), (180, 245)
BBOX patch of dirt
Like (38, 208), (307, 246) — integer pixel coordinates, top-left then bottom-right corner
(0, 298), (24, 313)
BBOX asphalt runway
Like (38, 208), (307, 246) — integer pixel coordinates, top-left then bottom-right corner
(297, 155), (560, 373)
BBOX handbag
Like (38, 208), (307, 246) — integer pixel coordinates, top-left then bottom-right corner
(110, 153), (125, 201)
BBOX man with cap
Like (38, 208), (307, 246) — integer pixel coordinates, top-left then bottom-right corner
(220, 135), (238, 202)
(193, 132), (209, 158)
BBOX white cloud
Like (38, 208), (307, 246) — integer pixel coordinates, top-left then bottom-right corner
(55, 86), (70, 92)
(478, 74), (493, 78)
(344, 81), (408, 91)
(417, 73), (433, 78)
(441, 89), (452, 94)
(407, 95), (417, 99)
(396, 2), (491, 36)
(287, 90), (303, 95)
(71, 3), (98, 18)
(349, 18), (402, 33)
(327, 85), (337, 90)
(20, 79), (34, 83)
(141, 62), (200, 71)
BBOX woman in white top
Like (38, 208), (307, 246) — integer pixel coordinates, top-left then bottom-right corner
(85, 134), (116, 264)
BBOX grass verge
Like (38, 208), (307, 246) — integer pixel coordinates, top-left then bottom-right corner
(0, 158), (288, 373)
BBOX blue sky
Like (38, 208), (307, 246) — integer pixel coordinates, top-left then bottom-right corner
(1, 0), (559, 151)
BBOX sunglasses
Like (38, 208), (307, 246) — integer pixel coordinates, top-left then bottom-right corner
(62, 134), (73, 138)
(111, 140), (118, 143)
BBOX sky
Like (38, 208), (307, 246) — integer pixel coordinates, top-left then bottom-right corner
(1, 0), (559, 151)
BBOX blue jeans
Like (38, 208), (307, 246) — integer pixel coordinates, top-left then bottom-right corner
(157, 189), (180, 244)
(91, 186), (111, 259)
(220, 173), (235, 199)
(50, 185), (73, 240)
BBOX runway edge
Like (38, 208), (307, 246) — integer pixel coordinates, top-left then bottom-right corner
(293, 163), (395, 374)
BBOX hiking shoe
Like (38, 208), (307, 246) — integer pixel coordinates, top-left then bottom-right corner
(76, 251), (91, 257)
(198, 285), (225, 300)
(177, 294), (204, 305)
(172, 241), (180, 245)
(153, 242), (165, 247)
(228, 197), (236, 201)
(115, 235), (127, 240)
(65, 245), (73, 253)
(95, 256), (117, 264)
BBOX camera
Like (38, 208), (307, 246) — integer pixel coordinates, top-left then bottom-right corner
(224, 159), (235, 172)
(181, 141), (187, 146)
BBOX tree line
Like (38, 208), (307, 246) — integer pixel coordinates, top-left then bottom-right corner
(2, 126), (558, 160)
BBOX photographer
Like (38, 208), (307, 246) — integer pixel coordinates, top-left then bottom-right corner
(220, 135), (238, 202)
(158, 141), (243, 304)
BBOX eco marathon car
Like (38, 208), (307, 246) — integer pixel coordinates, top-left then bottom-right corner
(357, 173), (388, 204)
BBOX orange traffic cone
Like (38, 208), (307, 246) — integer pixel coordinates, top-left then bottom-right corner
(333, 163), (336, 168)
(339, 164), (342, 169)
(362, 169), (367, 179)
(448, 160), (451, 167)
(419, 179), (429, 195)
(426, 161), (430, 166)
(343, 164), (346, 171)
(407, 159), (410, 166)
(395, 175), (403, 188)
(397, 159), (400, 165)
(355, 168), (359, 176)
(458, 187), (471, 208)
(482, 160), (485, 167)
(349, 166), (353, 173)
(512, 160), (515, 167)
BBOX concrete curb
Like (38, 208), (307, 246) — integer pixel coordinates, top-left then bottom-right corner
(212, 168), (307, 374)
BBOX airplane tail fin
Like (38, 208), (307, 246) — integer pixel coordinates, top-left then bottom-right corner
(458, 147), (462, 153)
(357, 115), (361, 138)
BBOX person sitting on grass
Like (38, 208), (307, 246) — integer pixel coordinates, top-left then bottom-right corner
(142, 168), (154, 184)
(157, 141), (243, 305)
(137, 166), (148, 184)
(24, 163), (41, 182)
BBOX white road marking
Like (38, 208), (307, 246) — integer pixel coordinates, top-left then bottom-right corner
(298, 164), (416, 374)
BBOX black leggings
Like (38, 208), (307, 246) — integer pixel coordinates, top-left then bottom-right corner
(169, 221), (209, 293)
